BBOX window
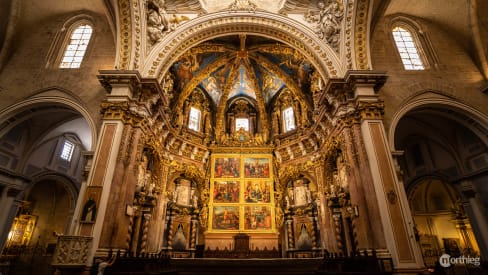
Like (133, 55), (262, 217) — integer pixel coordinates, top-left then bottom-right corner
(60, 24), (93, 68)
(283, 107), (296, 132)
(60, 140), (75, 161)
(235, 118), (249, 131)
(392, 26), (424, 70)
(188, 107), (201, 131)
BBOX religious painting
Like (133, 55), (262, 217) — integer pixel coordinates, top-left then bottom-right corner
(243, 157), (270, 178)
(213, 157), (240, 178)
(244, 181), (271, 203)
(212, 206), (240, 230)
(80, 186), (102, 223)
(244, 205), (272, 230)
(203, 76), (221, 104)
(175, 178), (191, 206)
(213, 181), (240, 203)
(293, 179), (311, 207)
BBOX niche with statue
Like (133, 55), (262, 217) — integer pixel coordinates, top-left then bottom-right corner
(162, 177), (200, 258)
(283, 177), (321, 258)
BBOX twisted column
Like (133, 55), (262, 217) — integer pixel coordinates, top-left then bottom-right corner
(140, 214), (151, 253)
(333, 213), (343, 254)
(126, 213), (134, 250)
(287, 220), (294, 249)
(190, 220), (198, 249)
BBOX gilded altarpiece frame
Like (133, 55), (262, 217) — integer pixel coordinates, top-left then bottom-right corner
(209, 154), (275, 233)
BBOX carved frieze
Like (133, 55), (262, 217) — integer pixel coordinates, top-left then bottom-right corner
(52, 236), (92, 267)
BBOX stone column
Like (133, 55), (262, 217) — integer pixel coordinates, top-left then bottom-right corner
(459, 180), (488, 260)
(72, 71), (151, 266)
(347, 71), (423, 269)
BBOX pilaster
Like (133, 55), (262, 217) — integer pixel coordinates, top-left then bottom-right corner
(72, 71), (150, 266)
(346, 71), (423, 269)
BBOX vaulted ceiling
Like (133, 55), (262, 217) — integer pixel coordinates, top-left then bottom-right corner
(169, 35), (315, 111)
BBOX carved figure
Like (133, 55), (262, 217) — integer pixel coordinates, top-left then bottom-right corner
(306, 0), (344, 50)
(147, 0), (170, 44)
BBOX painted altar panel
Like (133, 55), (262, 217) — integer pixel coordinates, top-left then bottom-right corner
(212, 205), (240, 230)
(213, 180), (240, 203)
(213, 157), (241, 178)
(209, 153), (274, 233)
(244, 180), (271, 203)
(243, 157), (270, 178)
(244, 205), (273, 230)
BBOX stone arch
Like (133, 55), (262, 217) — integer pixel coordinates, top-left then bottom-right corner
(141, 11), (344, 83)
(27, 172), (79, 212)
(0, 87), (98, 151)
(388, 91), (488, 151)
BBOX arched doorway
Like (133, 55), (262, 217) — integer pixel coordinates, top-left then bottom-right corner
(0, 90), (95, 274)
(407, 178), (479, 266)
(393, 97), (488, 265)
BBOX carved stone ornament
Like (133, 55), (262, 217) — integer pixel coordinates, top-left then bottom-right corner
(305, 0), (344, 51)
(228, 0), (257, 12)
(146, 0), (190, 46)
(52, 236), (92, 267)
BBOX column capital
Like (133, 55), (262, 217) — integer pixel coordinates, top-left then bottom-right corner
(97, 70), (142, 99)
(459, 180), (477, 198)
(344, 70), (388, 94)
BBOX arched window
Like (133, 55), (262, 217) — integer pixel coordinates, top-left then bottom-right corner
(59, 24), (93, 68)
(60, 140), (75, 161)
(392, 26), (425, 70)
(188, 107), (201, 132)
(283, 107), (296, 132)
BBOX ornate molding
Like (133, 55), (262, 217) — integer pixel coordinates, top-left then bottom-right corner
(353, 0), (370, 70)
(168, 159), (205, 182)
(143, 11), (343, 82)
(117, 0), (132, 70)
(228, 0), (257, 13)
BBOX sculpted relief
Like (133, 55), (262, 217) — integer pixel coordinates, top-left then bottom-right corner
(305, 0), (344, 51)
(146, 0), (190, 46)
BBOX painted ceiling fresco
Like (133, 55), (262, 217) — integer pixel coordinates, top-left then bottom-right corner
(169, 35), (314, 109)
